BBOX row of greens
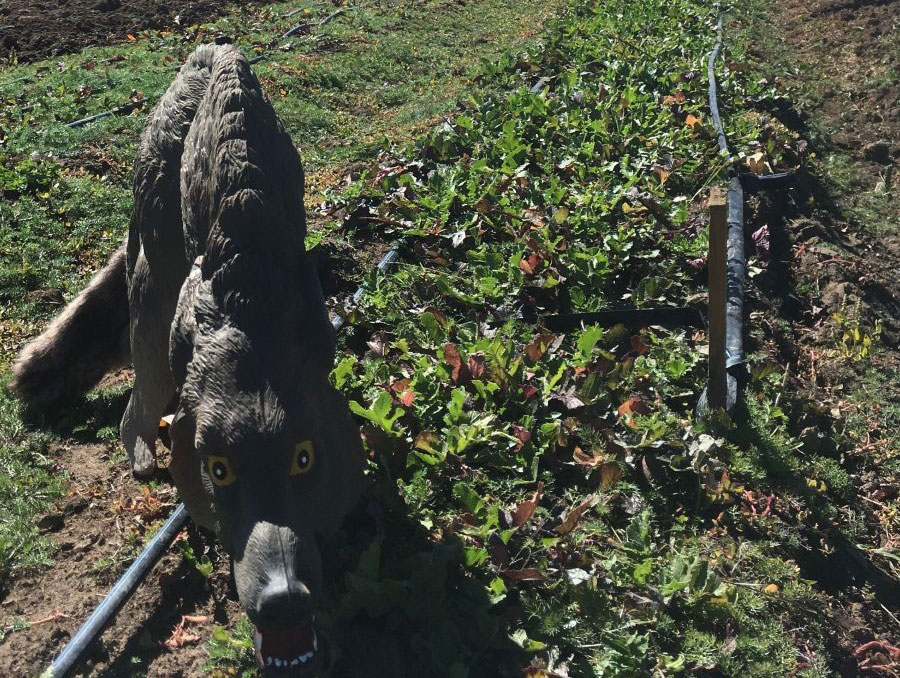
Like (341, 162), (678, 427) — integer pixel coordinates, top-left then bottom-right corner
(271, 1), (849, 677)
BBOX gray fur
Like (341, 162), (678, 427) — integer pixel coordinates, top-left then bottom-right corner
(11, 44), (363, 668)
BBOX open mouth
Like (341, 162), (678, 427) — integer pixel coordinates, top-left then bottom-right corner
(253, 618), (319, 672)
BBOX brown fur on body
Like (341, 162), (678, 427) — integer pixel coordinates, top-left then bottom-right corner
(11, 45), (363, 673)
(10, 245), (130, 412)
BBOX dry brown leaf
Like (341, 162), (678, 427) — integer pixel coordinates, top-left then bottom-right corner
(662, 91), (686, 105)
(573, 446), (602, 467)
(502, 568), (546, 582)
(630, 334), (650, 356)
(422, 306), (449, 327)
(555, 495), (597, 536)
(513, 481), (544, 527)
(467, 353), (485, 380)
(164, 615), (204, 649)
(518, 253), (541, 275)
(600, 462), (623, 490)
(524, 334), (557, 363)
(414, 431), (439, 453)
(618, 395), (650, 426)
(511, 425), (532, 451)
(444, 343), (466, 383)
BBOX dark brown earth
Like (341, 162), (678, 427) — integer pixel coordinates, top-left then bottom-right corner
(0, 0), (277, 64)
(743, 0), (900, 671)
(0, 390), (242, 678)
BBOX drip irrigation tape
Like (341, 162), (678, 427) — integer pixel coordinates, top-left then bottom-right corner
(39, 504), (189, 678)
(66, 97), (148, 128)
(699, 6), (745, 413)
(519, 307), (706, 332)
(332, 243), (402, 332)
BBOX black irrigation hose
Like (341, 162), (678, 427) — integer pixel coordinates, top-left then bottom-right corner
(250, 6), (355, 65)
(707, 13), (730, 157)
(519, 307), (706, 332)
(66, 97), (148, 128)
(39, 504), (189, 678)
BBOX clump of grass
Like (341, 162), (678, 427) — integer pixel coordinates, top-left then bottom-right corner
(206, 616), (256, 678)
(0, 389), (65, 585)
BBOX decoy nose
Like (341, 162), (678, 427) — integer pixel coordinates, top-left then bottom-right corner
(255, 576), (314, 629)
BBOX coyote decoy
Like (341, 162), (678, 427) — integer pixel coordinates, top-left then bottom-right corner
(12, 44), (363, 675)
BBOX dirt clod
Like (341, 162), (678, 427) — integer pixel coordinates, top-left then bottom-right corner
(37, 513), (65, 533)
(862, 140), (892, 164)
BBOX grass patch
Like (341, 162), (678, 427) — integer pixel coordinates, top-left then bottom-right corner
(0, 388), (65, 582)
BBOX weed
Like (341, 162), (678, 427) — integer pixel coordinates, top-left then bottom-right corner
(831, 304), (883, 362)
(206, 616), (257, 678)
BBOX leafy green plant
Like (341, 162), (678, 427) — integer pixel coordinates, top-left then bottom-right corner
(206, 617), (256, 678)
(831, 305), (882, 361)
(349, 391), (404, 437)
(180, 543), (213, 579)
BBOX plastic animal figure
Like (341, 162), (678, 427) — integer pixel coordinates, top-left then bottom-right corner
(12, 43), (363, 676)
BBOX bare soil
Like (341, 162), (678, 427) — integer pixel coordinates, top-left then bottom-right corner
(743, 0), (900, 670)
(752, 0), (900, 384)
(0, 0), (277, 64)
(0, 427), (244, 678)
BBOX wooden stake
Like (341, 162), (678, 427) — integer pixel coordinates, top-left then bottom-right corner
(707, 187), (728, 410)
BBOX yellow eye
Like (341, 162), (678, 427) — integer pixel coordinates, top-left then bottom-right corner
(207, 455), (237, 487)
(291, 441), (315, 475)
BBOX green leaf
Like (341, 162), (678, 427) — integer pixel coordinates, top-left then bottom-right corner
(487, 577), (508, 604)
(331, 355), (357, 389)
(452, 481), (485, 517)
(349, 391), (404, 436)
(509, 629), (547, 651)
(463, 546), (488, 567)
(576, 325), (605, 364)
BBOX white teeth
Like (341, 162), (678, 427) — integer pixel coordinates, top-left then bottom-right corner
(261, 645), (317, 670)
(312, 631), (318, 652)
(253, 630), (263, 653)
